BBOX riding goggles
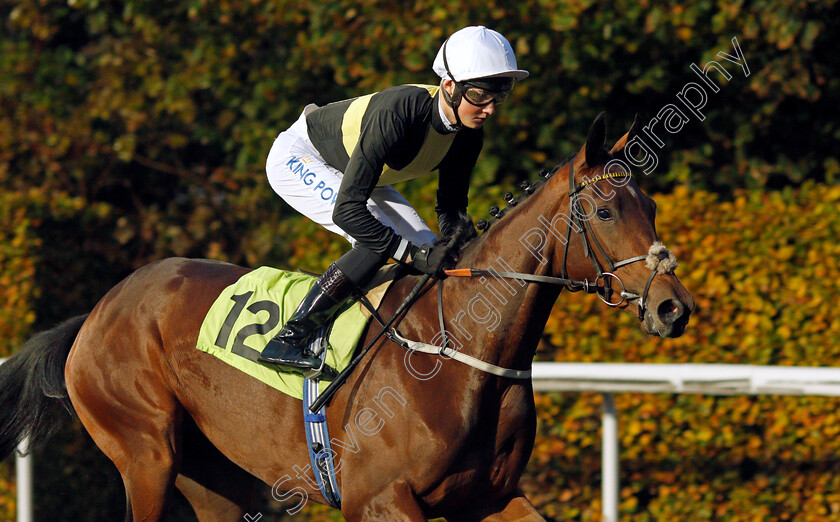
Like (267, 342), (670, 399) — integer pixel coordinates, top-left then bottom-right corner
(459, 82), (513, 107)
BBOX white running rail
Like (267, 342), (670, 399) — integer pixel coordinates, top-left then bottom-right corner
(531, 362), (840, 522)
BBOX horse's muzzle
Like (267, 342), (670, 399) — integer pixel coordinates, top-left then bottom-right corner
(643, 297), (692, 338)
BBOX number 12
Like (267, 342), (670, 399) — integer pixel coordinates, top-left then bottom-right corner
(214, 291), (281, 362)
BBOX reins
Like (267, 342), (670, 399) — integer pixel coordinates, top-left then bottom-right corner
(309, 236), (460, 413)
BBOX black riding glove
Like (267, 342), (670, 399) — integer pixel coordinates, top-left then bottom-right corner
(407, 243), (458, 276)
(438, 210), (477, 244)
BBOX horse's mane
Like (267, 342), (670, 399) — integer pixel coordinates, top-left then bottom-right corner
(467, 152), (578, 242)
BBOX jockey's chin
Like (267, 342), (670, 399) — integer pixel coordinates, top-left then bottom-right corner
(458, 102), (496, 130)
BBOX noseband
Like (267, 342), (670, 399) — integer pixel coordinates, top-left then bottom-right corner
(447, 159), (679, 321)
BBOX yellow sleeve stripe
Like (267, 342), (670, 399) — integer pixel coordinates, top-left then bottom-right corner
(341, 93), (375, 157)
(340, 85), (440, 158)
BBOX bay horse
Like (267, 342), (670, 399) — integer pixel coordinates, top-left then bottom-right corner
(0, 113), (693, 521)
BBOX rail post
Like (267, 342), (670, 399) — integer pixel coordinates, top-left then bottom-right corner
(16, 437), (33, 522)
(601, 393), (618, 522)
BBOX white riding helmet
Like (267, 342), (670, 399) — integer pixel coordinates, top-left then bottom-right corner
(433, 26), (529, 82)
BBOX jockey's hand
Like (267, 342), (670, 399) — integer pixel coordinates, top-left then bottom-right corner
(408, 243), (458, 276)
(447, 221), (478, 244)
(438, 210), (477, 244)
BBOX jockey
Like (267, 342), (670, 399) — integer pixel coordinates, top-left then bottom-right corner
(258, 26), (528, 375)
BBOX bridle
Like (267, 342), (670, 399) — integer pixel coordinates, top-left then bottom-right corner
(446, 158), (678, 322)
(563, 159), (651, 318)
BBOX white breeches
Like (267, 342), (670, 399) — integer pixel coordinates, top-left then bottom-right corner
(266, 106), (438, 247)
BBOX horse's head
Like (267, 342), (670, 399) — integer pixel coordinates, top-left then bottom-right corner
(553, 112), (694, 337)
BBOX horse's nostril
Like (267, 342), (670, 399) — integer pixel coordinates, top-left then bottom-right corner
(657, 299), (684, 324)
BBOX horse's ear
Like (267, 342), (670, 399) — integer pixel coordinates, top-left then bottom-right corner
(585, 112), (607, 166)
(610, 113), (642, 154)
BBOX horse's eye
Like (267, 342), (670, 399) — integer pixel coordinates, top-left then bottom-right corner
(596, 208), (613, 221)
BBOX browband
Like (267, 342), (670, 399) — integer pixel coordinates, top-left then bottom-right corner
(572, 171), (633, 194)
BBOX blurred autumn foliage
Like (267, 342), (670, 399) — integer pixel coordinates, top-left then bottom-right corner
(1, 0), (839, 519)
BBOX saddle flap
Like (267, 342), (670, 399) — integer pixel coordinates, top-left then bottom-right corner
(357, 263), (403, 318)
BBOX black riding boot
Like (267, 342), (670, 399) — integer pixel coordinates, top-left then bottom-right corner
(258, 263), (356, 377)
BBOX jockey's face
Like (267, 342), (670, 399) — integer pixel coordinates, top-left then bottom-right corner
(442, 79), (498, 130)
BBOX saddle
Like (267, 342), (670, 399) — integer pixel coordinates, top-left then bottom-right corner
(195, 263), (402, 399)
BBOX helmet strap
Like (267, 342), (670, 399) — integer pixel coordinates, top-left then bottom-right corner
(441, 38), (463, 128)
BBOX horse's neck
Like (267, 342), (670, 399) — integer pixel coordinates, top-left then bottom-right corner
(451, 166), (574, 371)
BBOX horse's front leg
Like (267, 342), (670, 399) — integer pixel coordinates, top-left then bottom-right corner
(343, 480), (427, 522)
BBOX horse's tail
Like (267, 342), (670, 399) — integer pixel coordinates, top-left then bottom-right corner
(0, 314), (88, 457)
